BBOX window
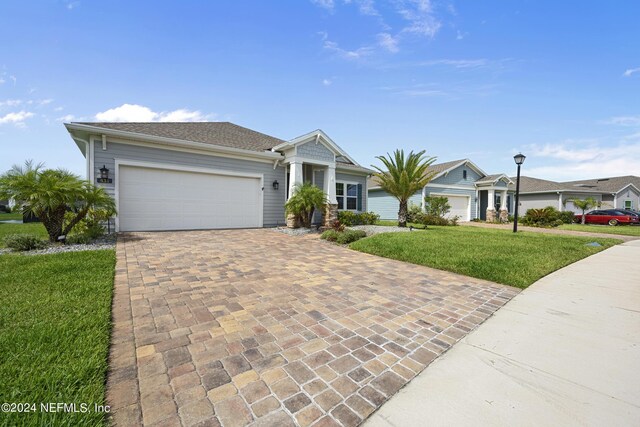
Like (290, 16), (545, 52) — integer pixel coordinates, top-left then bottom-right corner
(336, 182), (359, 211)
(463, 170), (467, 180)
(625, 200), (633, 209)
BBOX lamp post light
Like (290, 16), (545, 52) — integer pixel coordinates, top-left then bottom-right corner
(513, 153), (526, 233)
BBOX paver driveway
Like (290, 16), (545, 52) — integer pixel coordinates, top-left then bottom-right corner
(107, 229), (519, 427)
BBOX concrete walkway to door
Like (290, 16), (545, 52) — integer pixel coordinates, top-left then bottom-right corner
(365, 240), (640, 426)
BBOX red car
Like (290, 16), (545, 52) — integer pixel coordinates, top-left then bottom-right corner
(574, 209), (640, 226)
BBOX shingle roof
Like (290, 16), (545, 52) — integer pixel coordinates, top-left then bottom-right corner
(476, 173), (510, 184)
(509, 175), (640, 194)
(73, 122), (285, 152)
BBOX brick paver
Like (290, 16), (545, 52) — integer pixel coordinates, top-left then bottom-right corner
(107, 229), (519, 426)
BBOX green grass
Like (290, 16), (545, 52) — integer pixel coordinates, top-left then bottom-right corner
(0, 222), (48, 247)
(0, 250), (115, 426)
(375, 220), (426, 228)
(559, 223), (640, 236)
(0, 212), (23, 221)
(350, 226), (621, 288)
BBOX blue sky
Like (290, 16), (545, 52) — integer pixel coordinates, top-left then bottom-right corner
(1, 0), (639, 181)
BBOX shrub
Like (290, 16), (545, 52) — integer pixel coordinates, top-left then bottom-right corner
(329, 220), (345, 232)
(558, 211), (576, 224)
(424, 196), (451, 217)
(406, 203), (423, 223)
(321, 229), (339, 242)
(336, 229), (367, 244)
(4, 234), (48, 251)
(420, 215), (450, 226)
(337, 211), (380, 226)
(521, 206), (562, 227)
(66, 234), (91, 245)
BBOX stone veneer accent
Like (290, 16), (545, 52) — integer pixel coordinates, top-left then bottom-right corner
(324, 204), (338, 228)
(499, 209), (509, 223)
(286, 213), (299, 229)
(486, 208), (497, 222)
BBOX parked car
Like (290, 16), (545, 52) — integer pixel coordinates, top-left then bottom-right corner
(574, 209), (640, 226)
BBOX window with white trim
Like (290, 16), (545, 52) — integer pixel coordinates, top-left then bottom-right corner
(625, 200), (633, 209)
(336, 182), (359, 211)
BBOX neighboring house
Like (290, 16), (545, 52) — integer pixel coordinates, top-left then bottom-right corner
(64, 122), (372, 232)
(512, 175), (640, 214)
(368, 159), (515, 222)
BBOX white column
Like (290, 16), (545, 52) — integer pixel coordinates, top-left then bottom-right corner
(421, 186), (426, 211)
(324, 165), (337, 204)
(487, 189), (495, 210)
(500, 190), (508, 210)
(289, 161), (303, 199)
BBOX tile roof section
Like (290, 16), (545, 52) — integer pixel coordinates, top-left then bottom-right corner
(73, 122), (286, 152)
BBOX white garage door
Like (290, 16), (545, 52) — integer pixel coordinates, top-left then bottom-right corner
(445, 196), (470, 221)
(118, 165), (262, 231)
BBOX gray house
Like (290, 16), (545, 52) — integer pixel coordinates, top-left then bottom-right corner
(513, 175), (640, 214)
(368, 159), (515, 222)
(64, 122), (371, 232)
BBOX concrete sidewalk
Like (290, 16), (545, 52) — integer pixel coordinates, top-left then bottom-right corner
(365, 240), (640, 427)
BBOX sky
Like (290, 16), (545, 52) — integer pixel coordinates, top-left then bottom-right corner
(1, 0), (639, 181)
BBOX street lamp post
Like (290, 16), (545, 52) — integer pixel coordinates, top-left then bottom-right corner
(513, 153), (526, 233)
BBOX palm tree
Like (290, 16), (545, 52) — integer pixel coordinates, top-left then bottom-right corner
(0, 160), (116, 241)
(372, 150), (437, 227)
(285, 182), (327, 228)
(568, 196), (599, 224)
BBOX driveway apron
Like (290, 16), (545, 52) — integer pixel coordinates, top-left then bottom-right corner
(106, 229), (518, 427)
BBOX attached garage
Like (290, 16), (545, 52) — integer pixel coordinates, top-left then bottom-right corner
(117, 162), (263, 232)
(443, 195), (470, 221)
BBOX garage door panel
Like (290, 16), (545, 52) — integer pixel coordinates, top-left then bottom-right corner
(118, 166), (261, 231)
(444, 196), (470, 221)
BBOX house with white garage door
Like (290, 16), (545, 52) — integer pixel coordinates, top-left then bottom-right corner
(368, 159), (515, 222)
(65, 122), (372, 232)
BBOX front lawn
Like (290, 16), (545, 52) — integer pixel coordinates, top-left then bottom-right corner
(0, 222), (48, 247)
(559, 223), (640, 236)
(376, 220), (425, 228)
(350, 226), (620, 288)
(0, 250), (115, 426)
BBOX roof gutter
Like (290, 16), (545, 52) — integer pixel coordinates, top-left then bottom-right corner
(64, 123), (284, 161)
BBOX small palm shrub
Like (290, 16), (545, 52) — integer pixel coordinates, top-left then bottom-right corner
(558, 211), (577, 224)
(285, 183), (327, 228)
(521, 206), (563, 227)
(4, 234), (48, 251)
(337, 211), (380, 226)
(321, 229), (339, 242)
(424, 196), (451, 217)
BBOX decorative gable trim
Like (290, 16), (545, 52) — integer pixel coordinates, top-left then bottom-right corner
(271, 129), (361, 166)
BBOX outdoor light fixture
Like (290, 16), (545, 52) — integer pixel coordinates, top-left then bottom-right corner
(97, 165), (112, 183)
(272, 180), (279, 190)
(513, 153), (526, 233)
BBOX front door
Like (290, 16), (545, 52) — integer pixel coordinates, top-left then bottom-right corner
(479, 190), (488, 220)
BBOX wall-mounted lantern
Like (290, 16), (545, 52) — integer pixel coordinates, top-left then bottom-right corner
(272, 180), (279, 190)
(97, 165), (113, 183)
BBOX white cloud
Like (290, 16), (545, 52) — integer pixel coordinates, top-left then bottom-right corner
(354, 0), (379, 16)
(66, 1), (80, 10)
(377, 33), (399, 53)
(54, 106), (64, 112)
(524, 141), (640, 180)
(605, 115), (640, 126)
(323, 39), (373, 60)
(322, 79), (332, 86)
(95, 104), (213, 122)
(420, 58), (489, 68)
(311, 0), (334, 11)
(623, 67), (640, 77)
(57, 114), (75, 122)
(397, 0), (441, 38)
(0, 111), (34, 126)
(37, 99), (53, 106)
(0, 99), (23, 107)
(456, 30), (466, 40)
(9, 75), (16, 85)
(0, 78), (4, 84)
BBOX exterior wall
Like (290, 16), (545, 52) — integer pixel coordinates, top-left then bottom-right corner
(424, 186), (476, 220)
(297, 140), (335, 162)
(494, 180), (508, 188)
(431, 164), (482, 186)
(93, 139), (287, 227)
(616, 187), (640, 210)
(562, 193), (603, 213)
(368, 190), (421, 220)
(518, 193), (562, 214)
(336, 171), (367, 213)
